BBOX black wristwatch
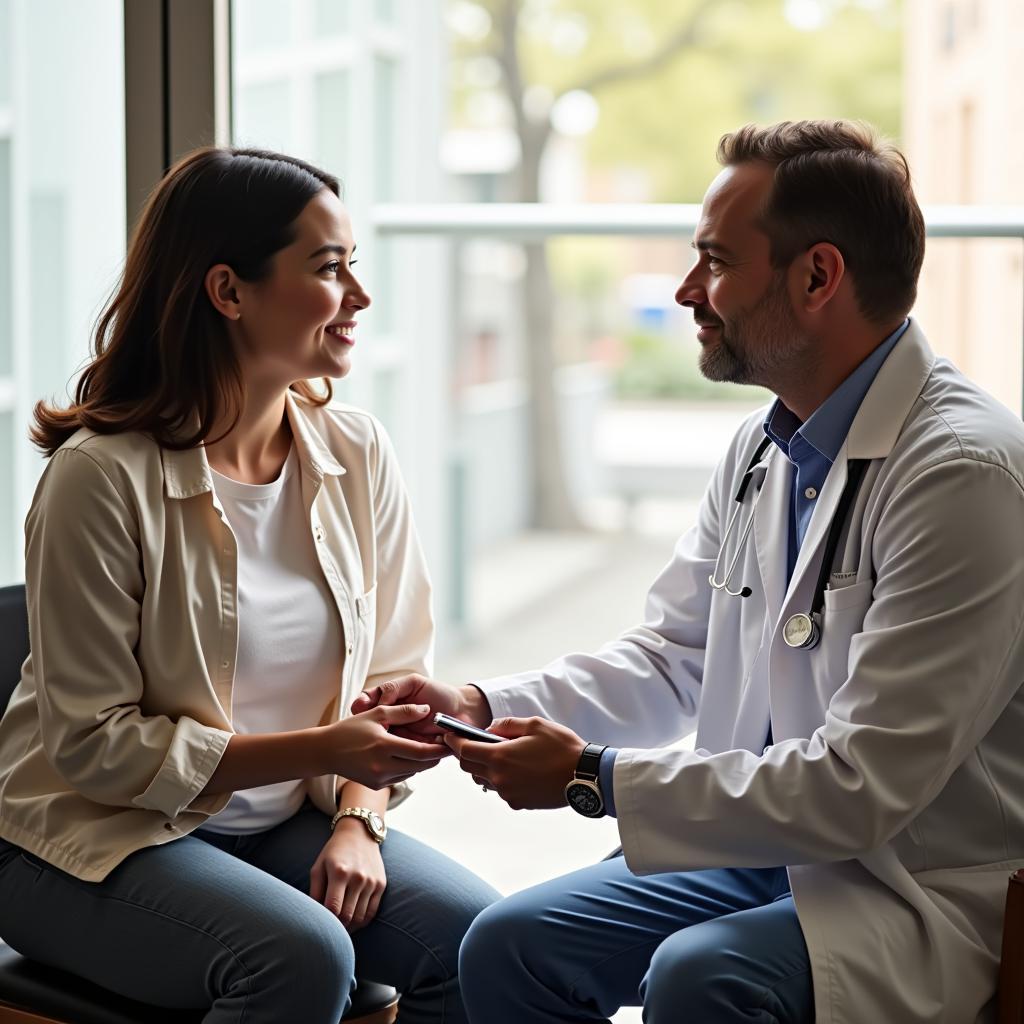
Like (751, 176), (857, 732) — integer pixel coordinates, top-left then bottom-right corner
(564, 742), (608, 818)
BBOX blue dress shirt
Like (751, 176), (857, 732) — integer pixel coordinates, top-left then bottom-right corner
(598, 320), (910, 815)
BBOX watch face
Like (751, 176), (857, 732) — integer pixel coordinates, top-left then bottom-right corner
(369, 812), (385, 836)
(566, 782), (604, 818)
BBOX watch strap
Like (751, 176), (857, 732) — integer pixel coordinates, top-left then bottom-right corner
(330, 807), (386, 842)
(575, 743), (607, 782)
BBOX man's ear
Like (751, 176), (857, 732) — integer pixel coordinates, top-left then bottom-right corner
(796, 243), (845, 314)
(204, 264), (243, 321)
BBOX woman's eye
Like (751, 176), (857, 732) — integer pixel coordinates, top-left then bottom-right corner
(320, 260), (341, 274)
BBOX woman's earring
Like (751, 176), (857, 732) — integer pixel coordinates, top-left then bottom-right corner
(234, 312), (241, 320)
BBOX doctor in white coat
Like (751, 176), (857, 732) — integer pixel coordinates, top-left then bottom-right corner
(355, 120), (1024, 1023)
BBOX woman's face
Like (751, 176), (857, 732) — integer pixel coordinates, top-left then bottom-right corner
(232, 188), (371, 386)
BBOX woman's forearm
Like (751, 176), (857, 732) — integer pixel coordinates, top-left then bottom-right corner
(199, 727), (329, 796)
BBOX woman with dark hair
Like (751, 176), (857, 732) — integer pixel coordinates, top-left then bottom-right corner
(0, 147), (498, 1023)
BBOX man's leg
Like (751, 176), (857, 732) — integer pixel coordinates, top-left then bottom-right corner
(641, 891), (812, 1023)
(459, 858), (810, 1024)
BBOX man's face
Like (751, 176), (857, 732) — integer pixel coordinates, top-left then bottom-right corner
(676, 162), (813, 391)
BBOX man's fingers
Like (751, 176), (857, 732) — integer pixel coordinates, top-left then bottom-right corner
(488, 716), (535, 740)
(351, 676), (424, 715)
(373, 702), (434, 728)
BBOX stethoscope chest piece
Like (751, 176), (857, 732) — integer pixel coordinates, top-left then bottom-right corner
(783, 612), (820, 650)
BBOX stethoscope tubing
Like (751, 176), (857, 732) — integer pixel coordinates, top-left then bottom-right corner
(709, 436), (869, 651)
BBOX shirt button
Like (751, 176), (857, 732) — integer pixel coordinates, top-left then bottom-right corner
(346, 643), (354, 655)
(221, 660), (230, 669)
(163, 822), (175, 832)
(314, 526), (326, 543)
(804, 487), (818, 499)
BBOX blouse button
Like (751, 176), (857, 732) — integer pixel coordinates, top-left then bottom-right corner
(804, 486), (818, 500)
(314, 526), (326, 543)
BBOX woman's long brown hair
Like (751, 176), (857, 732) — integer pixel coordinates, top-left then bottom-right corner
(32, 147), (340, 457)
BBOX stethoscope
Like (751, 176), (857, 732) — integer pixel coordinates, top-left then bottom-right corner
(708, 436), (868, 650)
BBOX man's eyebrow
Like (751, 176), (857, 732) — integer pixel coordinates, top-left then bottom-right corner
(307, 244), (355, 259)
(691, 238), (735, 258)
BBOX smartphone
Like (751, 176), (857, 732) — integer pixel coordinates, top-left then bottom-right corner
(433, 713), (505, 743)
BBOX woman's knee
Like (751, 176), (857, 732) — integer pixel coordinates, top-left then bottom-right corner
(239, 900), (356, 1013)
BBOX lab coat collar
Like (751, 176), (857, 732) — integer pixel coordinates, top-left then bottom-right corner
(845, 318), (935, 460)
(767, 318), (934, 615)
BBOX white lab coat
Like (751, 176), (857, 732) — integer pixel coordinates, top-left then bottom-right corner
(478, 321), (1024, 1023)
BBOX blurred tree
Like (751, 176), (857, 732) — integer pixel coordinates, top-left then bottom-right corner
(448, 0), (902, 528)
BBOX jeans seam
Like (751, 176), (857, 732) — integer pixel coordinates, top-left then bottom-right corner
(754, 963), (813, 1014)
(372, 914), (452, 1022)
(567, 936), (664, 1002)
(87, 891), (255, 1021)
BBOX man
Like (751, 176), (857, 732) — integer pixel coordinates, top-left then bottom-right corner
(354, 121), (1024, 1023)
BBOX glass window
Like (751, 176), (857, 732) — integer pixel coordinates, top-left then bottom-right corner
(314, 0), (349, 36)
(313, 70), (349, 175)
(235, 80), (293, 152)
(0, 0), (11, 106)
(0, 139), (10, 378)
(234, 0), (292, 53)
(0, 0), (125, 585)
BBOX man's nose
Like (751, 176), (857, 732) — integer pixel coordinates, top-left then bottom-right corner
(675, 267), (706, 309)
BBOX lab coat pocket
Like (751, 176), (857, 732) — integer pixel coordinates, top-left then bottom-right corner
(822, 577), (873, 613)
(813, 579), (874, 703)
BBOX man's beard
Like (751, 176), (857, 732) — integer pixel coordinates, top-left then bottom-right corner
(697, 274), (814, 391)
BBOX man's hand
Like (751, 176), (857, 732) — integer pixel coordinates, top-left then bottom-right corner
(310, 820), (387, 932)
(351, 674), (491, 740)
(445, 716), (587, 810)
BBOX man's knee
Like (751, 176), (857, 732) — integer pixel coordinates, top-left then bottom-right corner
(459, 891), (563, 989)
(642, 925), (737, 1013)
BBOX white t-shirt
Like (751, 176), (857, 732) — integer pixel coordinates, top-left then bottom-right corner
(202, 445), (344, 834)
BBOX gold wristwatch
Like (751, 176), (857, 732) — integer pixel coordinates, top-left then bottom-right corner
(330, 807), (387, 844)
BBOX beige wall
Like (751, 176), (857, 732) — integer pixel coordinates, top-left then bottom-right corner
(904, 0), (1024, 413)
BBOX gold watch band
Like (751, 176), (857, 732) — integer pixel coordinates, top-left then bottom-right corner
(330, 806), (387, 843)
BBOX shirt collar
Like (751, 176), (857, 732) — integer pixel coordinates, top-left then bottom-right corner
(763, 318), (909, 464)
(162, 390), (345, 499)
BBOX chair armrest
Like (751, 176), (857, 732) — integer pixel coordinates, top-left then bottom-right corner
(999, 870), (1024, 1024)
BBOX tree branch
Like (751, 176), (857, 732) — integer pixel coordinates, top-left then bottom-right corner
(562, 0), (721, 99)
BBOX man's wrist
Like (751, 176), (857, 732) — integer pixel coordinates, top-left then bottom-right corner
(459, 684), (493, 728)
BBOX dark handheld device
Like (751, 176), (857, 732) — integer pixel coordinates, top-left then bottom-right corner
(433, 713), (505, 743)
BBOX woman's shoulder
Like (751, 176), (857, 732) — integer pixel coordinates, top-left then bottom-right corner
(43, 427), (164, 504)
(290, 395), (394, 464)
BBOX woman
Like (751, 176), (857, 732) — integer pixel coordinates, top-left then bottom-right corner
(0, 147), (498, 1023)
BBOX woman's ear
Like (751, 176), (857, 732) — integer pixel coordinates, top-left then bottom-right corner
(797, 243), (845, 314)
(204, 264), (243, 321)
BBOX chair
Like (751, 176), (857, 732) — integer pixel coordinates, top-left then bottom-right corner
(1000, 869), (1024, 1024)
(0, 584), (398, 1024)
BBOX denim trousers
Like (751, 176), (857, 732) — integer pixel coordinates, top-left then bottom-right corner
(0, 801), (499, 1023)
(460, 857), (814, 1024)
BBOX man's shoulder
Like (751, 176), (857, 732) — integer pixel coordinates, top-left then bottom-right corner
(903, 358), (1024, 489)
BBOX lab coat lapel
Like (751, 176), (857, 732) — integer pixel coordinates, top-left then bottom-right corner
(751, 446), (790, 628)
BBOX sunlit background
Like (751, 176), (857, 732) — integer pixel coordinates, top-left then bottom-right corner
(1, 2), (1022, 1017)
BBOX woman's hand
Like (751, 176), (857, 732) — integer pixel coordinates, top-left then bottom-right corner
(310, 820), (387, 931)
(322, 704), (449, 788)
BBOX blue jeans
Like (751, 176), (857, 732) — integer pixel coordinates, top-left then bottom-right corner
(0, 802), (499, 1023)
(460, 857), (813, 1023)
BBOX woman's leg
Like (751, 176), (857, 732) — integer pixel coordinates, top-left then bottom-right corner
(0, 835), (356, 1024)
(236, 802), (500, 1024)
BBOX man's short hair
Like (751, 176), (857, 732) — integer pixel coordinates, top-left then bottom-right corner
(717, 120), (925, 326)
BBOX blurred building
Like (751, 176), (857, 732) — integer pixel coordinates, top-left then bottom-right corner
(904, 0), (1024, 413)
